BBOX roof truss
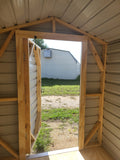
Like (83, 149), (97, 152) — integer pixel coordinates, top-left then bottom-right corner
(0, 17), (106, 45)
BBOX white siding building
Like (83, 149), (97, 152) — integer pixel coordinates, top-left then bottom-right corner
(41, 48), (80, 80)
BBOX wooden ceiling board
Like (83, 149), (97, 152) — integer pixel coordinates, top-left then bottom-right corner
(89, 13), (120, 36)
(61, 0), (91, 23)
(39, 0), (56, 19)
(27, 0), (43, 21)
(99, 25), (120, 42)
(24, 0), (29, 22)
(48, 0), (72, 18)
(72, 0), (113, 27)
(0, 0), (16, 27)
(0, 0), (120, 42)
(10, 0), (26, 24)
(80, 0), (120, 32)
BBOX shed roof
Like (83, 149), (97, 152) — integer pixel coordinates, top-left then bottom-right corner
(0, 0), (120, 42)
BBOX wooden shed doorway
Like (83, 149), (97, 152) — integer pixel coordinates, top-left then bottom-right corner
(16, 30), (87, 156)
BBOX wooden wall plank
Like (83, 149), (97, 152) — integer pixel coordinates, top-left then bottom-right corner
(0, 137), (18, 159)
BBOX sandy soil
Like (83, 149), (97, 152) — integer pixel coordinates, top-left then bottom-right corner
(41, 96), (79, 109)
(48, 121), (78, 151)
(41, 96), (79, 151)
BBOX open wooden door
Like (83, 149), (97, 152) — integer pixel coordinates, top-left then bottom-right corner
(28, 40), (41, 149)
(16, 36), (41, 159)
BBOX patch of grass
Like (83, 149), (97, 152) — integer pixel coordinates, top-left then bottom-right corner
(33, 122), (53, 153)
(42, 108), (79, 123)
(41, 78), (80, 96)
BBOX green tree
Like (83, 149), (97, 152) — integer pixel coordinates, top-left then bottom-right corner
(33, 39), (48, 49)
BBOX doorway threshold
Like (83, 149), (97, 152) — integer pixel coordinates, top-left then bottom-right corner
(26, 147), (83, 160)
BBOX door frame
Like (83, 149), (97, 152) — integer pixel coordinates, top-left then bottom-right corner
(16, 30), (88, 159)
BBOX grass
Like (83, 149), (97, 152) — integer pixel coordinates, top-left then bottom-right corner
(42, 108), (79, 123)
(34, 77), (80, 152)
(34, 108), (79, 152)
(41, 78), (80, 96)
(33, 122), (53, 153)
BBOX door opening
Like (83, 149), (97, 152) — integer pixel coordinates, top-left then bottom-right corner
(32, 39), (81, 153)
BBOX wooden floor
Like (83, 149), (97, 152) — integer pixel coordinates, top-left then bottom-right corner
(27, 147), (114, 160)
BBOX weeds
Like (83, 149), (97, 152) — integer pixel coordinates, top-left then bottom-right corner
(42, 108), (79, 123)
(33, 122), (53, 153)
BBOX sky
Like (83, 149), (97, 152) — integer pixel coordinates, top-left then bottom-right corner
(44, 39), (82, 63)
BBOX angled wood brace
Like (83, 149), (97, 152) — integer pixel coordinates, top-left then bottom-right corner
(89, 39), (104, 72)
(0, 30), (15, 57)
(85, 121), (101, 146)
(0, 137), (18, 159)
(31, 133), (35, 142)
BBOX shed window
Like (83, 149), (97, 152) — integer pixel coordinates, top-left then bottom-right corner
(43, 49), (52, 58)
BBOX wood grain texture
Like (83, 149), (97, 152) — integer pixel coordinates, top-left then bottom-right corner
(16, 30), (87, 41)
(52, 18), (56, 33)
(55, 17), (106, 45)
(81, 147), (114, 160)
(16, 36), (26, 160)
(85, 121), (100, 146)
(98, 44), (107, 144)
(0, 98), (17, 102)
(0, 137), (18, 158)
(0, 17), (53, 34)
(0, 30), (15, 57)
(33, 46), (41, 134)
(79, 40), (88, 150)
(89, 39), (104, 72)
(23, 38), (31, 154)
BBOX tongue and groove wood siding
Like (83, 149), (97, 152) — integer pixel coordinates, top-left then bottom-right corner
(85, 41), (102, 143)
(29, 47), (38, 135)
(0, 33), (18, 157)
(103, 41), (120, 160)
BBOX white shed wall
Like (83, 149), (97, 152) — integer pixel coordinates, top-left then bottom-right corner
(41, 49), (80, 80)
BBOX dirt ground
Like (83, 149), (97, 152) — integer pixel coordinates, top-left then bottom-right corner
(48, 121), (78, 151)
(41, 96), (79, 109)
(41, 96), (79, 151)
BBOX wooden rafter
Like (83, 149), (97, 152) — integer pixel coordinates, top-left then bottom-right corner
(79, 40), (88, 150)
(52, 17), (56, 33)
(55, 17), (106, 45)
(0, 30), (15, 57)
(89, 39), (104, 72)
(0, 17), (53, 34)
(85, 121), (101, 146)
(0, 16), (106, 45)
(0, 137), (18, 159)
